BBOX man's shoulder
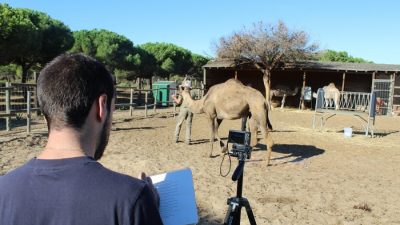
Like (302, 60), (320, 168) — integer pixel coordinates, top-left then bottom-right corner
(0, 162), (31, 183)
(91, 164), (146, 192)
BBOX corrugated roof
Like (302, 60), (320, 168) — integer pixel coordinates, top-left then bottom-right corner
(203, 59), (400, 73)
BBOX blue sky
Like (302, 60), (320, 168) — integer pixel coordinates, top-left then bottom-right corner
(2, 0), (400, 64)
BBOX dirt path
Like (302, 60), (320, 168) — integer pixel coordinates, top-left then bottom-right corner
(1, 109), (400, 224)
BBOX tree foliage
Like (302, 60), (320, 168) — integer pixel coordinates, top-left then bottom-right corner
(215, 21), (318, 104)
(113, 46), (158, 83)
(140, 42), (193, 78)
(316, 49), (372, 63)
(0, 4), (74, 82)
(70, 29), (140, 72)
(189, 53), (210, 80)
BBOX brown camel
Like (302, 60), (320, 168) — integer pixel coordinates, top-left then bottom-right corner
(179, 78), (274, 165)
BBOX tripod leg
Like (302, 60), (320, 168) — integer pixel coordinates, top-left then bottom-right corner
(224, 198), (241, 225)
(242, 199), (257, 225)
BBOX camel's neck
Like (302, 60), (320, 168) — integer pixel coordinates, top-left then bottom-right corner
(181, 90), (204, 114)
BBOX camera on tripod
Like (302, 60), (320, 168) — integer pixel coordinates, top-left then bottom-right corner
(223, 129), (257, 225)
(227, 130), (252, 160)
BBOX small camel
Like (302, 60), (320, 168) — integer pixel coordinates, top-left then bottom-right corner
(179, 78), (274, 165)
(313, 83), (341, 110)
(323, 83), (341, 110)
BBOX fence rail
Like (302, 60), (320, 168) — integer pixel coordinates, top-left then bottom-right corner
(1, 82), (203, 133)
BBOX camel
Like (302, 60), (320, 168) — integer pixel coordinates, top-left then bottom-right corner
(313, 83), (341, 110)
(270, 85), (299, 109)
(376, 97), (387, 115)
(179, 78), (274, 165)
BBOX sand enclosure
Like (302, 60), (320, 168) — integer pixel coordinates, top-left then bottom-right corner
(1, 108), (400, 224)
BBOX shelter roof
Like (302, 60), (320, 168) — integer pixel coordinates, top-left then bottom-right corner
(203, 59), (400, 73)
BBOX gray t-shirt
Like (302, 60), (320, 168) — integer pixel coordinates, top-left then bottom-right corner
(0, 156), (163, 225)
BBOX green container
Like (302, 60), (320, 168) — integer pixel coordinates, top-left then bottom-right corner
(152, 81), (177, 106)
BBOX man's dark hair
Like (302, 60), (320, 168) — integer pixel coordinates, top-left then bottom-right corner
(37, 53), (115, 131)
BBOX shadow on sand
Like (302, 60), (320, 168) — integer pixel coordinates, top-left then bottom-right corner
(335, 129), (399, 138)
(253, 143), (325, 164)
(112, 126), (165, 131)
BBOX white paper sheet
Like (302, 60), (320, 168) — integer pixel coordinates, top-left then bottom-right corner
(151, 168), (198, 225)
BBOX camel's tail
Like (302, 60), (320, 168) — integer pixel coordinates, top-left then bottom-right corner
(265, 102), (273, 130)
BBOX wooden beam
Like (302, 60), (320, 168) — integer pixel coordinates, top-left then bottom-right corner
(300, 71), (307, 110)
(371, 72), (376, 92)
(203, 67), (206, 88)
(341, 72), (346, 92)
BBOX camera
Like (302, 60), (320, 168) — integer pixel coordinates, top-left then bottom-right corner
(227, 130), (252, 159)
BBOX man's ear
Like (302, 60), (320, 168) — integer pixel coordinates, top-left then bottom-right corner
(96, 94), (108, 122)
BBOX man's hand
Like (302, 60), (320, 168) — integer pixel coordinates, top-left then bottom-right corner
(139, 172), (160, 209)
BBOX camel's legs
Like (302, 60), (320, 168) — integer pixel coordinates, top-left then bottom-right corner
(208, 117), (216, 157)
(259, 120), (274, 166)
(248, 117), (258, 146)
(213, 118), (227, 153)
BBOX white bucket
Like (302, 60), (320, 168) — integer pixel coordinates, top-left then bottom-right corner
(344, 128), (352, 138)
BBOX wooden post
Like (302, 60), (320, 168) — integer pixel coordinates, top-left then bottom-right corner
(153, 90), (157, 113)
(129, 88), (134, 116)
(341, 72), (346, 92)
(300, 72), (307, 110)
(34, 84), (39, 116)
(389, 73), (395, 115)
(234, 70), (238, 79)
(173, 101), (176, 117)
(27, 91), (31, 134)
(281, 94), (286, 110)
(371, 72), (376, 92)
(203, 68), (206, 90)
(144, 91), (148, 118)
(5, 82), (11, 131)
(138, 77), (142, 105)
(200, 81), (204, 98)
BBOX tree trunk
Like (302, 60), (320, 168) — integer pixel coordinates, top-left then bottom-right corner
(149, 76), (153, 89)
(21, 65), (29, 83)
(263, 70), (272, 109)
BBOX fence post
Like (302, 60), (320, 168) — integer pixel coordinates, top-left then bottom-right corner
(5, 82), (11, 131)
(27, 91), (31, 134)
(153, 91), (157, 113)
(129, 88), (134, 116)
(389, 73), (395, 116)
(144, 91), (148, 118)
(173, 101), (176, 118)
(200, 81), (205, 98)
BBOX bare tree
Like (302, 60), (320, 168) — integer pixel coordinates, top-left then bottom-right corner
(215, 21), (318, 107)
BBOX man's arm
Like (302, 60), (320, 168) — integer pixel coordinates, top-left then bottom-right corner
(171, 94), (183, 106)
(133, 184), (164, 225)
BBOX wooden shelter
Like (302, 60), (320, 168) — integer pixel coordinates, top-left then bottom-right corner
(202, 59), (400, 115)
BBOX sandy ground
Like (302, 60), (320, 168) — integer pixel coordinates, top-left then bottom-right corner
(1, 108), (400, 225)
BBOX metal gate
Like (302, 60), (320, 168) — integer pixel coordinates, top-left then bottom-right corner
(394, 74), (400, 115)
(372, 79), (393, 116)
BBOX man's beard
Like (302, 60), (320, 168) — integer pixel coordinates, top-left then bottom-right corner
(94, 113), (111, 160)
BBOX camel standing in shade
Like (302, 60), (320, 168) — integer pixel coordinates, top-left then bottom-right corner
(179, 78), (274, 165)
(270, 85), (299, 109)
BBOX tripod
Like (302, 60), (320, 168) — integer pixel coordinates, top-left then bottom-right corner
(223, 118), (257, 225)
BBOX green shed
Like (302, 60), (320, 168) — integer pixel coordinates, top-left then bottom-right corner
(152, 81), (177, 106)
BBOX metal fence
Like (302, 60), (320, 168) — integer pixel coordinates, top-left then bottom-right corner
(372, 79), (393, 116)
